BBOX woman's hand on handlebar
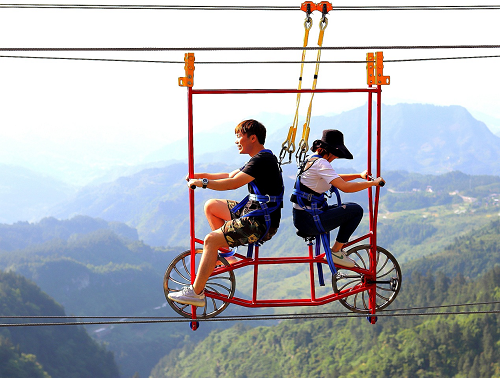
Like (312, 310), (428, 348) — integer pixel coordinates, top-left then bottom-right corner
(367, 174), (385, 187)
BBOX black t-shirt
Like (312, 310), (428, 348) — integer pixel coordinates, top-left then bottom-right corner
(240, 150), (283, 228)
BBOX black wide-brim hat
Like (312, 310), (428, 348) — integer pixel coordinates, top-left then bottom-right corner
(313, 129), (353, 159)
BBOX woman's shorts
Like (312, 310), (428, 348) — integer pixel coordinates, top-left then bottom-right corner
(221, 200), (278, 248)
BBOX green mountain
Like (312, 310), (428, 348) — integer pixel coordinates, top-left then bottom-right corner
(0, 218), (269, 378)
(0, 336), (50, 378)
(0, 270), (119, 378)
(49, 161), (500, 250)
(2, 169), (500, 376)
(151, 240), (500, 378)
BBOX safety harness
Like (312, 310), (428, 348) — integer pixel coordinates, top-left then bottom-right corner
(220, 149), (284, 259)
(291, 154), (341, 282)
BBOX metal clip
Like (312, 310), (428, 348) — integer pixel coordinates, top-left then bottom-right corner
(178, 53), (195, 87)
(366, 52), (376, 86)
(375, 51), (390, 85)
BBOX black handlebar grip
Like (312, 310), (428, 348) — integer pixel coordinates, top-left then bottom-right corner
(190, 185), (197, 190)
(379, 180), (385, 187)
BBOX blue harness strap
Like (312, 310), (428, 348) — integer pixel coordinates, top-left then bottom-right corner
(292, 155), (341, 277)
(221, 149), (283, 259)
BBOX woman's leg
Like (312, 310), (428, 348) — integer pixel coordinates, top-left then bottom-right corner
(319, 203), (363, 250)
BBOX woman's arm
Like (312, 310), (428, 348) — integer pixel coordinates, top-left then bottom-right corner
(331, 175), (384, 193)
(339, 170), (368, 182)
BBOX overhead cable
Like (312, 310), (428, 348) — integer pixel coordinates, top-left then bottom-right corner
(1, 54), (500, 65)
(0, 4), (499, 11)
(1, 45), (500, 52)
(1, 309), (499, 327)
(2, 300), (498, 320)
(1, 299), (499, 327)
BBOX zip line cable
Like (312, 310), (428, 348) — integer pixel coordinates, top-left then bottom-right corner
(1, 54), (500, 65)
(0, 4), (499, 11)
(1, 309), (499, 328)
(1, 300), (498, 319)
(0, 300), (499, 327)
(1, 45), (500, 52)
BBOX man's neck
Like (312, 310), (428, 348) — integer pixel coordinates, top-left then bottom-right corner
(248, 144), (266, 157)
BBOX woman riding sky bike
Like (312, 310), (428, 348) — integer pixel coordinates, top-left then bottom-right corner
(291, 129), (385, 267)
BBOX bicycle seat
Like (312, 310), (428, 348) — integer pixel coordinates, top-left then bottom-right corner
(296, 230), (319, 240)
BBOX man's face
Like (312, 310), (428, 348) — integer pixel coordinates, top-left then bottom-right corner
(235, 132), (253, 154)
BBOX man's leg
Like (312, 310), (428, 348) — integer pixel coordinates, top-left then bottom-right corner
(193, 229), (229, 295)
(204, 199), (232, 230)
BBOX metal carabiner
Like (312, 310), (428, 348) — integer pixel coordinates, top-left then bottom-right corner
(319, 16), (328, 31)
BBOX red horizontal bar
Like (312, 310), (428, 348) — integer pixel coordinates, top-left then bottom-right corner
(344, 232), (372, 248)
(192, 88), (379, 95)
(213, 256), (370, 276)
(205, 285), (370, 308)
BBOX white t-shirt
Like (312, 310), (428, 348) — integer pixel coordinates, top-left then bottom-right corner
(293, 157), (340, 210)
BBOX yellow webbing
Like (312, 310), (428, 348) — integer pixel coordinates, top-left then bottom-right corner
(296, 16), (328, 165)
(279, 16), (313, 165)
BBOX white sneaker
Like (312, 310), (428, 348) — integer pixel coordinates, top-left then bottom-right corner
(168, 285), (205, 307)
(330, 250), (356, 268)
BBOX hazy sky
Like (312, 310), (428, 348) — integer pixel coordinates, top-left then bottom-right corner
(0, 0), (499, 177)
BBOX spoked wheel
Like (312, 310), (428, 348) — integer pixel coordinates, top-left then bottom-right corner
(164, 249), (236, 319)
(332, 245), (402, 313)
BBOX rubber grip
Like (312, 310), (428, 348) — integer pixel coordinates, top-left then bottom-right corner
(190, 185), (197, 190)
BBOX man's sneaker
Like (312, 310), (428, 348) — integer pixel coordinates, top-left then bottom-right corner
(330, 250), (356, 268)
(168, 285), (205, 307)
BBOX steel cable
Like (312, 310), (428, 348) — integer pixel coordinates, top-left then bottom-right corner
(1, 300), (499, 327)
(2, 54), (500, 64)
(1, 45), (500, 52)
(0, 4), (499, 11)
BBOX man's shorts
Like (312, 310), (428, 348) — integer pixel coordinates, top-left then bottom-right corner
(221, 200), (278, 248)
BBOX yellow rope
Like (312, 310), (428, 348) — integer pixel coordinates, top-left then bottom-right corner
(279, 16), (312, 165)
(296, 16), (328, 164)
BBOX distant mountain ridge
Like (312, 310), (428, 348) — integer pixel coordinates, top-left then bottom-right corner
(2, 103), (500, 225)
(143, 103), (500, 175)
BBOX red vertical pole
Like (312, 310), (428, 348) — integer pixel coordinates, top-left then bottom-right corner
(308, 243), (316, 301)
(368, 85), (382, 320)
(187, 86), (196, 279)
(187, 86), (198, 326)
(373, 85), (382, 250)
(367, 91), (374, 242)
(252, 247), (260, 304)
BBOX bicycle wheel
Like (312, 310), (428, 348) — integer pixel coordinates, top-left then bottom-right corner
(164, 249), (236, 319)
(332, 245), (402, 313)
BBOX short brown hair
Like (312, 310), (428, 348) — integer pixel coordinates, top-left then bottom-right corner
(235, 119), (266, 145)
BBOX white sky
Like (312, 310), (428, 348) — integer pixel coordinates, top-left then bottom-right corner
(0, 0), (499, 177)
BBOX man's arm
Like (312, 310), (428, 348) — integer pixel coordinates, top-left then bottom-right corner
(188, 170), (253, 191)
(190, 169), (240, 180)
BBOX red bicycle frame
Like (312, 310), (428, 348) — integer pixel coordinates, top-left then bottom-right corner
(185, 86), (384, 325)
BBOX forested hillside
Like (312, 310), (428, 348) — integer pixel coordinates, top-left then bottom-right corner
(0, 271), (119, 378)
(151, 267), (500, 378)
(1, 171), (499, 377)
(0, 219), (261, 378)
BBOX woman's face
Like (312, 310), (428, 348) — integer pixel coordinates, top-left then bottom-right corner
(325, 152), (338, 162)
